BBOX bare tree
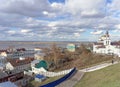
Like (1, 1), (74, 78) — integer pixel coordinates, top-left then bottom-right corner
(51, 43), (61, 66)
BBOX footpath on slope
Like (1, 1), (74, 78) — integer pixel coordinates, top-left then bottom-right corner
(80, 61), (118, 72)
(56, 71), (84, 87)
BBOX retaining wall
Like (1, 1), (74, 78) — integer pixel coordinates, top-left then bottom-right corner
(40, 67), (76, 87)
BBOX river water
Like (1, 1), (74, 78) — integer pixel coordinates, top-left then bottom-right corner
(0, 41), (84, 49)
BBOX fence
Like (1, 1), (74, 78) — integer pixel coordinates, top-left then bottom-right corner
(40, 67), (76, 87)
(39, 68), (72, 77)
(25, 68), (73, 77)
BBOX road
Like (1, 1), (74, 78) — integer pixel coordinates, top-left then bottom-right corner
(80, 61), (118, 72)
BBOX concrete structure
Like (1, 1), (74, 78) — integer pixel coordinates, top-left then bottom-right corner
(93, 31), (120, 57)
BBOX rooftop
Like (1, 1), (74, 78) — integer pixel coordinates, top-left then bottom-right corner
(35, 60), (48, 69)
(7, 57), (34, 67)
(0, 81), (17, 87)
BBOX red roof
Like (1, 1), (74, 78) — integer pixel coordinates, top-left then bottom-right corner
(96, 45), (105, 48)
(16, 48), (26, 51)
(94, 42), (103, 45)
(7, 57), (34, 67)
(0, 48), (26, 54)
(0, 50), (9, 53)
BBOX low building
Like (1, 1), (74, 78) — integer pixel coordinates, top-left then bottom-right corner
(67, 44), (76, 52)
(0, 48), (35, 59)
(0, 71), (8, 82)
(34, 47), (46, 60)
(35, 74), (46, 82)
(0, 70), (24, 83)
(31, 60), (47, 74)
(6, 57), (34, 71)
(0, 68), (33, 87)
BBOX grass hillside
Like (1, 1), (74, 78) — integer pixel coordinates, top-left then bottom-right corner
(74, 63), (120, 87)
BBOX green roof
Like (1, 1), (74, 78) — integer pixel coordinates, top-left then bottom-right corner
(35, 60), (48, 69)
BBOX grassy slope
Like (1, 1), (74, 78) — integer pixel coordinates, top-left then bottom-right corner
(75, 63), (120, 87)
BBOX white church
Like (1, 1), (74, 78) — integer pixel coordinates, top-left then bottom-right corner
(93, 31), (120, 57)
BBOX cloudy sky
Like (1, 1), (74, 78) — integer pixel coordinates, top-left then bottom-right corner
(0, 0), (120, 41)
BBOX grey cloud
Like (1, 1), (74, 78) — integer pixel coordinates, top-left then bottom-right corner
(0, 0), (51, 17)
(0, 0), (118, 41)
(64, 0), (106, 18)
(0, 0), (62, 17)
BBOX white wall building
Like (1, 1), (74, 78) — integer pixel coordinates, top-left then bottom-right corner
(34, 48), (45, 60)
(0, 48), (35, 59)
(93, 31), (120, 57)
(67, 44), (76, 52)
(6, 58), (34, 71)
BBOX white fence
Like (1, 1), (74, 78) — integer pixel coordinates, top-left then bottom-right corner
(39, 69), (72, 77)
(24, 67), (73, 77)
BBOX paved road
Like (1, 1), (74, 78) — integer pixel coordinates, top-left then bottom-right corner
(56, 71), (84, 87)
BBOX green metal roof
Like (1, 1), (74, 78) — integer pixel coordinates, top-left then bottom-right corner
(35, 60), (48, 69)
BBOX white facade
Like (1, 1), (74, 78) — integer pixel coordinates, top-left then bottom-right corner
(7, 50), (35, 59)
(6, 62), (31, 71)
(93, 31), (120, 57)
(6, 62), (14, 70)
(34, 48), (45, 60)
(6, 59), (32, 71)
(32, 67), (47, 74)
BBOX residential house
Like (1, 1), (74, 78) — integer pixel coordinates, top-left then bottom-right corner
(35, 74), (46, 82)
(6, 57), (34, 71)
(0, 70), (24, 83)
(31, 60), (47, 74)
(0, 48), (35, 59)
(34, 47), (46, 60)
